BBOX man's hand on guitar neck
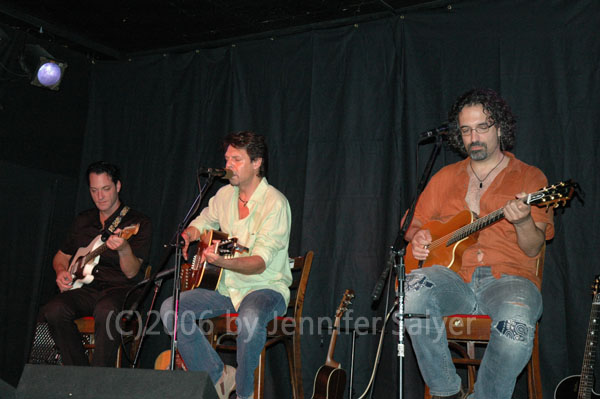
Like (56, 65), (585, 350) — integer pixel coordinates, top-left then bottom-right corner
(105, 228), (143, 279)
(504, 192), (547, 257)
(503, 192), (532, 226)
(104, 228), (130, 252)
(203, 242), (266, 275)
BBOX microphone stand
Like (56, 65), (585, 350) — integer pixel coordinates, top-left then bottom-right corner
(123, 174), (215, 369)
(168, 173), (216, 370)
(130, 278), (164, 368)
(370, 133), (443, 399)
(125, 266), (176, 367)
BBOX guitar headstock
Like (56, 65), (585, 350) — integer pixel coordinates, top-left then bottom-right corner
(335, 289), (355, 318)
(217, 237), (249, 257)
(592, 275), (600, 299)
(527, 180), (578, 210)
(119, 224), (140, 239)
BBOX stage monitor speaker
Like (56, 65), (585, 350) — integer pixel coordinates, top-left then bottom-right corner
(0, 378), (15, 399)
(16, 364), (218, 399)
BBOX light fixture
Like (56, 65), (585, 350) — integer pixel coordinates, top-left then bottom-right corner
(19, 44), (68, 91)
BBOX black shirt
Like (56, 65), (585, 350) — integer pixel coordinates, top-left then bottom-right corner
(61, 204), (152, 287)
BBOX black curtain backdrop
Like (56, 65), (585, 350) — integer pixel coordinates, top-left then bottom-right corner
(0, 25), (89, 387)
(2, 0), (600, 398)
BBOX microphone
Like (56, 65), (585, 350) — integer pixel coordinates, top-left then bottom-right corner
(122, 267), (176, 323)
(199, 168), (234, 179)
(134, 267), (175, 287)
(418, 123), (449, 143)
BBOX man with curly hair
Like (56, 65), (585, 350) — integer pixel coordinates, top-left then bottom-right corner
(403, 89), (554, 398)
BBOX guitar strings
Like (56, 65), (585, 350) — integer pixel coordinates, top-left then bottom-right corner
(425, 209), (505, 251)
(423, 184), (564, 254)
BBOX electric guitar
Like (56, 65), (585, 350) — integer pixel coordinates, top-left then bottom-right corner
(68, 223), (140, 289)
(311, 289), (355, 399)
(554, 275), (600, 399)
(180, 229), (249, 291)
(405, 180), (577, 273)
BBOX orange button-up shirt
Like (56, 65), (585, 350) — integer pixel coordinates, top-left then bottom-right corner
(413, 152), (554, 289)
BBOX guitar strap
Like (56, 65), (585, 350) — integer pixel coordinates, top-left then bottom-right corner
(102, 206), (130, 240)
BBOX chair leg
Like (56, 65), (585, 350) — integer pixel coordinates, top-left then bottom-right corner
(424, 386), (432, 399)
(253, 347), (266, 399)
(283, 339), (297, 399)
(466, 341), (477, 393)
(293, 333), (304, 399)
(527, 328), (542, 399)
(116, 345), (122, 368)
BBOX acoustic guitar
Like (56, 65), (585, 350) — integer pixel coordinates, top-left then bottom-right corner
(405, 180), (576, 273)
(154, 348), (187, 371)
(154, 231), (248, 371)
(68, 223), (140, 289)
(554, 275), (600, 399)
(311, 289), (355, 399)
(180, 229), (248, 291)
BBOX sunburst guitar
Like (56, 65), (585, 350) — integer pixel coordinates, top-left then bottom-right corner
(68, 223), (140, 289)
(405, 180), (577, 273)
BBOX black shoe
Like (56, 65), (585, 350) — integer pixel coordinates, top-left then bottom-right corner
(431, 385), (467, 399)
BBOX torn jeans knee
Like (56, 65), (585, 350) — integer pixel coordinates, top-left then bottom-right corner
(405, 273), (435, 292)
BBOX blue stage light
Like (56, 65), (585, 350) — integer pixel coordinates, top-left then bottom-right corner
(19, 44), (68, 90)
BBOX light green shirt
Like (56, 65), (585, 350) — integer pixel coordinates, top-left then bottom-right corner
(189, 178), (292, 309)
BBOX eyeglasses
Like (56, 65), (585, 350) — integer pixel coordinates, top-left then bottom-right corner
(460, 121), (495, 136)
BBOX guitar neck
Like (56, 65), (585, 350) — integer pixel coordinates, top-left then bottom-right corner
(578, 295), (600, 397)
(325, 320), (341, 368)
(445, 189), (555, 246)
(325, 290), (354, 369)
(448, 208), (505, 245)
(85, 242), (109, 264)
(84, 226), (137, 265)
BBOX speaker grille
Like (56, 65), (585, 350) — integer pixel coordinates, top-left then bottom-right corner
(28, 322), (92, 365)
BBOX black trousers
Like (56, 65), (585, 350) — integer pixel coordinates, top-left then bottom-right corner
(40, 282), (135, 367)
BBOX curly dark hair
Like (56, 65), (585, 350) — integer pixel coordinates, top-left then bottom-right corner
(85, 161), (121, 185)
(223, 131), (268, 177)
(446, 88), (516, 157)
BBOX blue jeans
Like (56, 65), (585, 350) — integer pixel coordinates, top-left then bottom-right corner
(160, 288), (286, 399)
(404, 266), (542, 399)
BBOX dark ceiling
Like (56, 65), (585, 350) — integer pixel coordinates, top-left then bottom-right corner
(0, 0), (437, 60)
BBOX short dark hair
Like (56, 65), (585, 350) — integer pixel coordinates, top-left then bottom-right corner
(86, 161), (121, 185)
(447, 88), (516, 157)
(223, 131), (268, 177)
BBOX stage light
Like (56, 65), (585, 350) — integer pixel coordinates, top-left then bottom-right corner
(19, 44), (67, 91)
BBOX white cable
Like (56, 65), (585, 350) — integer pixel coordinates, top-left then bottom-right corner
(356, 304), (397, 399)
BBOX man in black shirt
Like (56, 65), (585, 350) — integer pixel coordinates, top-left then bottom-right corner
(41, 161), (152, 366)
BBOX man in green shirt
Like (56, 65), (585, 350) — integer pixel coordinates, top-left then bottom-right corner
(160, 131), (292, 399)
